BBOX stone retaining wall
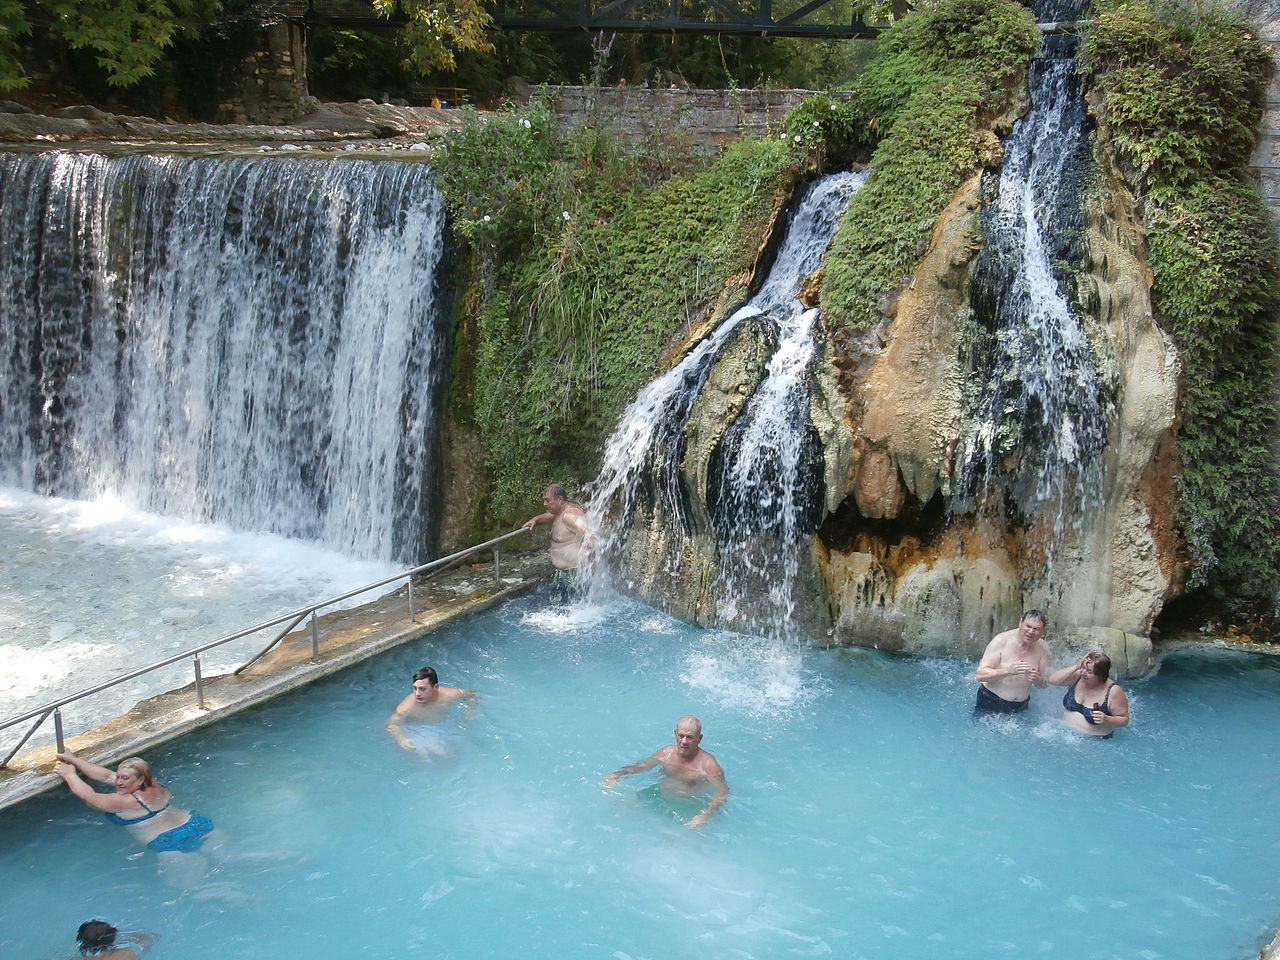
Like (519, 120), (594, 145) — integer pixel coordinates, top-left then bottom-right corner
(543, 86), (825, 151)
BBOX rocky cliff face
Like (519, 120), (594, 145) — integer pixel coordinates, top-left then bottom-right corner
(608, 105), (1181, 678)
(812, 149), (1178, 673)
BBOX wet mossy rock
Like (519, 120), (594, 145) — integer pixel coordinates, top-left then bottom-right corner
(432, 0), (1279, 649)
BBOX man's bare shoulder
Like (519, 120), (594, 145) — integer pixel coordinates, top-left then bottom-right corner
(986, 628), (1019, 651)
(696, 750), (724, 777)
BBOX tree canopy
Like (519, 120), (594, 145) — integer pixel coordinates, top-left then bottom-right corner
(1, 0), (224, 90)
(0, 0), (494, 92)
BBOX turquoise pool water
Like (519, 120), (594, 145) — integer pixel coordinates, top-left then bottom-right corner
(2, 594), (1278, 960)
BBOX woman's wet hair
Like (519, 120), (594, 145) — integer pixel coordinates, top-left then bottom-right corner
(1090, 653), (1112, 679)
(76, 920), (117, 955)
(118, 757), (153, 788)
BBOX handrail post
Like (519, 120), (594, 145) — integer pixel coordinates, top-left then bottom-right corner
(193, 654), (206, 710)
(53, 708), (65, 755)
(310, 611), (320, 661)
(494, 548), (501, 583)
(408, 577), (416, 622)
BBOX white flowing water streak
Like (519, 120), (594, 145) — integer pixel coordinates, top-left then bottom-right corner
(962, 40), (1109, 545)
(0, 151), (452, 563)
(708, 306), (824, 634)
(586, 171), (867, 631)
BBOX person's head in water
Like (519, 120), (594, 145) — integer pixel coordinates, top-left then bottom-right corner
(1084, 651), (1111, 680)
(76, 920), (118, 956)
(412, 667), (439, 703)
(541, 484), (569, 515)
(1018, 609), (1047, 643)
(674, 716), (703, 759)
(115, 757), (153, 790)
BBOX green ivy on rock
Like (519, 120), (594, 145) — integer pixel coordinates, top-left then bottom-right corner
(1081, 0), (1280, 598)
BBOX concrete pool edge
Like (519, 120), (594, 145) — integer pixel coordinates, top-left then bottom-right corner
(0, 551), (547, 813)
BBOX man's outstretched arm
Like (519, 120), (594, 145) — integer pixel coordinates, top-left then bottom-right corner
(600, 753), (660, 788)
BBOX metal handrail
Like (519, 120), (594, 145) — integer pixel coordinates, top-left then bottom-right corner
(0, 528), (530, 766)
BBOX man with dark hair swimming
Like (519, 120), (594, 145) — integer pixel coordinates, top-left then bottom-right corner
(601, 715), (729, 829)
(973, 610), (1051, 716)
(387, 666), (477, 754)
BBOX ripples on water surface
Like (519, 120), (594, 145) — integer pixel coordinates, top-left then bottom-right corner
(1, 594), (1277, 960)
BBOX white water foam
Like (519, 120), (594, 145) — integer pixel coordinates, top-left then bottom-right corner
(679, 630), (818, 719)
(0, 486), (399, 737)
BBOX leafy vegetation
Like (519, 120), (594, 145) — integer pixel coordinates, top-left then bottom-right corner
(433, 100), (804, 523)
(0, 0), (223, 90)
(373, 0), (492, 74)
(818, 0), (1040, 327)
(1080, 0), (1280, 598)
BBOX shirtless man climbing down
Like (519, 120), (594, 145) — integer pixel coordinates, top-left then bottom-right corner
(601, 715), (729, 829)
(522, 484), (593, 603)
(973, 609), (1051, 716)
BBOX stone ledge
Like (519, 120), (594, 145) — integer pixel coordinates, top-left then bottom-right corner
(0, 100), (464, 145)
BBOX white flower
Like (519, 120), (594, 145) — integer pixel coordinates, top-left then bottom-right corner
(561, 211), (571, 220)
(780, 132), (789, 139)
(793, 135), (802, 142)
(482, 215), (491, 223)
(521, 118), (532, 128)
(812, 121), (820, 127)
(830, 103), (838, 110)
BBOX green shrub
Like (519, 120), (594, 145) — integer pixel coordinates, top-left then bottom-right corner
(1081, 0), (1280, 597)
(818, 0), (1040, 327)
(433, 104), (804, 523)
(1079, 0), (1272, 188)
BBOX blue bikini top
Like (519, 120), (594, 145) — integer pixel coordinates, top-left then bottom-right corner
(104, 792), (170, 825)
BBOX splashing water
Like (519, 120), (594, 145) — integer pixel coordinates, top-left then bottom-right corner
(586, 172), (867, 635)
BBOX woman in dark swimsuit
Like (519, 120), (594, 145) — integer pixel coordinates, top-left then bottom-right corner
(53, 752), (217, 854)
(1048, 651), (1130, 738)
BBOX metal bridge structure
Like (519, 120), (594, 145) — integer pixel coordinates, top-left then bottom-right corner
(278, 0), (880, 39)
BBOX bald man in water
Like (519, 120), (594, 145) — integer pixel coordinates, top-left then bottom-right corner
(601, 715), (729, 829)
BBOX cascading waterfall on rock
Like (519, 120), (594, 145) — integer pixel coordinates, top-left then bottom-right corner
(959, 0), (1112, 588)
(0, 151), (452, 563)
(587, 172), (866, 636)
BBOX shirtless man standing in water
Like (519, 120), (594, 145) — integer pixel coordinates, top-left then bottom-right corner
(601, 715), (729, 829)
(973, 610), (1051, 716)
(522, 483), (593, 603)
(387, 666), (477, 753)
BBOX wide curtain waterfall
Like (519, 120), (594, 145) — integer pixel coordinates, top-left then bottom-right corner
(0, 151), (452, 563)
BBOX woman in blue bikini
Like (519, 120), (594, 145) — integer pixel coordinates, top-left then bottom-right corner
(1048, 651), (1130, 738)
(53, 752), (216, 854)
